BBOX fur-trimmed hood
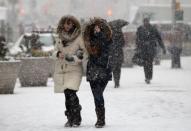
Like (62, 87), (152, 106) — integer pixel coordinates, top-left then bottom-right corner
(83, 17), (112, 42)
(57, 15), (81, 43)
(83, 17), (112, 56)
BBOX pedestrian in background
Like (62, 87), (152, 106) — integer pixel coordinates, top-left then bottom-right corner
(135, 18), (166, 84)
(109, 19), (128, 88)
(168, 26), (184, 68)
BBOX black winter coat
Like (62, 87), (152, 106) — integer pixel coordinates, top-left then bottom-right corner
(136, 25), (165, 60)
(86, 32), (112, 81)
(109, 20), (128, 67)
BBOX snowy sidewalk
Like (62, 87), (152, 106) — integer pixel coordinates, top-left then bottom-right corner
(0, 57), (191, 131)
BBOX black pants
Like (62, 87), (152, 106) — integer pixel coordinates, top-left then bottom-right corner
(171, 48), (182, 68)
(90, 80), (108, 108)
(112, 64), (122, 87)
(143, 57), (154, 80)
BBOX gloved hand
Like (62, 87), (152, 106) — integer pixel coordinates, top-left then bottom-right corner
(65, 54), (74, 62)
(76, 49), (83, 59)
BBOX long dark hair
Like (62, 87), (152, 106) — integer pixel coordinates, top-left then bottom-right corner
(83, 18), (112, 56)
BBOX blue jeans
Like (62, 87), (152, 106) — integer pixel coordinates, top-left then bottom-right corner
(90, 80), (108, 108)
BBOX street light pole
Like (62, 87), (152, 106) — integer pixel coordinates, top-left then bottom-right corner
(172, 0), (176, 26)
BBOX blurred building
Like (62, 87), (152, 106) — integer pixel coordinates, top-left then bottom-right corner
(14, 0), (191, 27)
(1, 0), (191, 42)
(129, 4), (191, 25)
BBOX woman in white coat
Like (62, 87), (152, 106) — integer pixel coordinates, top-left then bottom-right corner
(52, 15), (86, 127)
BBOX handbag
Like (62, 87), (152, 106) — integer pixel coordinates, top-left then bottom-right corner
(132, 48), (145, 66)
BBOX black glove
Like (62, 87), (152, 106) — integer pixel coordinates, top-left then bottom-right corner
(65, 54), (74, 62)
(76, 49), (83, 59)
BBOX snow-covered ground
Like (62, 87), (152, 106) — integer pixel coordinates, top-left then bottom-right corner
(0, 57), (191, 131)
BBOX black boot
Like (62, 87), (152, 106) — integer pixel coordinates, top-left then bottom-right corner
(64, 110), (72, 127)
(145, 79), (150, 84)
(65, 89), (82, 127)
(114, 83), (119, 88)
(95, 107), (105, 128)
(114, 77), (120, 88)
(71, 105), (82, 127)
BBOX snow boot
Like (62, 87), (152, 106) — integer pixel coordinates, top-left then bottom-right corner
(95, 107), (105, 128)
(114, 78), (120, 88)
(64, 110), (72, 127)
(71, 105), (82, 127)
(145, 79), (150, 84)
(114, 83), (119, 88)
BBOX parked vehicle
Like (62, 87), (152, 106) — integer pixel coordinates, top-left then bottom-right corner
(9, 31), (58, 57)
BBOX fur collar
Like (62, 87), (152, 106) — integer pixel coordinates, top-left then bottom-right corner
(57, 15), (81, 43)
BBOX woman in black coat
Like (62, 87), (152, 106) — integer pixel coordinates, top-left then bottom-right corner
(83, 18), (112, 128)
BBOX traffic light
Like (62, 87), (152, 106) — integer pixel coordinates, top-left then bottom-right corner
(175, 1), (184, 21)
(175, 10), (184, 21)
(175, 1), (181, 11)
